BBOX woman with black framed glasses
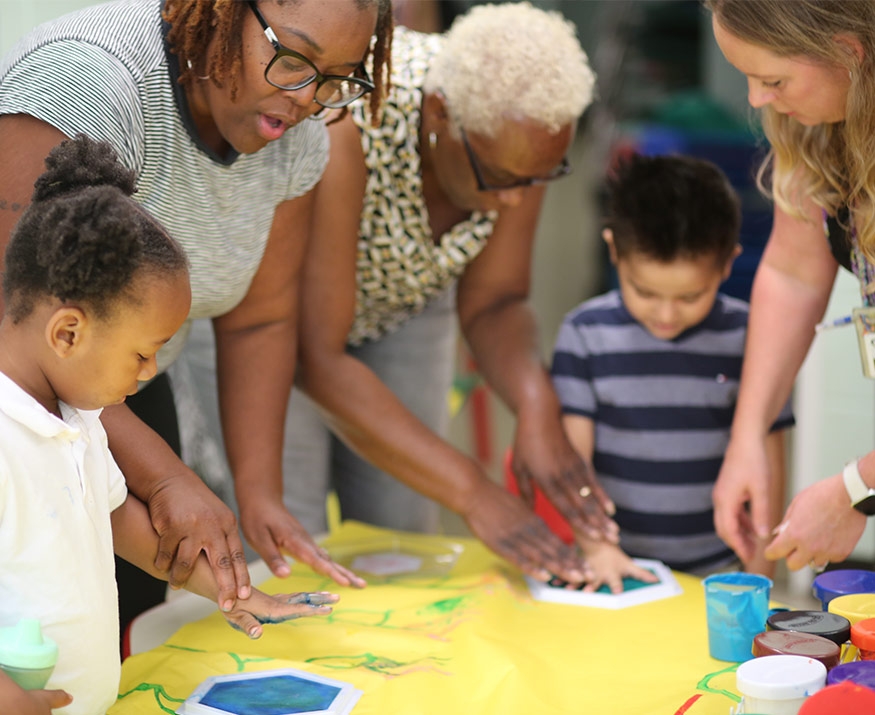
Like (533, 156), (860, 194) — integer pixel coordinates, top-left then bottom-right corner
(0, 0), (391, 641)
(184, 1), (619, 585)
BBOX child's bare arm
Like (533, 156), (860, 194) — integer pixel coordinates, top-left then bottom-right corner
(561, 414), (596, 464)
(110, 494), (338, 638)
(562, 415), (663, 592)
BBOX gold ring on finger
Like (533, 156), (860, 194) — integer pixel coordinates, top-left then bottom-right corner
(579, 486), (592, 499)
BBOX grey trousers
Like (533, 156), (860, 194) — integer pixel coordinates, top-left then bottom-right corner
(173, 287), (457, 539)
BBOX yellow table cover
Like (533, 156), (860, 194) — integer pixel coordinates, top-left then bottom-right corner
(110, 522), (743, 715)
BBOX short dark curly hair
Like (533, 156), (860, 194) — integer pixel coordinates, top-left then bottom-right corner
(2, 135), (188, 323)
(605, 153), (741, 265)
(164, 0), (393, 125)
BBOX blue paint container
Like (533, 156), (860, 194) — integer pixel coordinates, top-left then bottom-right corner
(812, 570), (875, 610)
(704, 572), (772, 662)
(826, 661), (875, 691)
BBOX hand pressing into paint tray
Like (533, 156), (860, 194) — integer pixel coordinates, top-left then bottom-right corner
(525, 557), (683, 610)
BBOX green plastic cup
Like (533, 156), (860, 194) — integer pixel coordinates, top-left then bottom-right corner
(0, 619), (58, 690)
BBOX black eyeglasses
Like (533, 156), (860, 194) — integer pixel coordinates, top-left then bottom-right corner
(459, 126), (572, 192)
(247, 1), (375, 109)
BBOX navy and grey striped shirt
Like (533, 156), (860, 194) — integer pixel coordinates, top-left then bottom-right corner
(551, 290), (794, 573)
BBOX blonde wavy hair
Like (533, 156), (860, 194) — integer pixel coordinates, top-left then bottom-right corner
(707, 0), (875, 258)
(422, 1), (595, 138)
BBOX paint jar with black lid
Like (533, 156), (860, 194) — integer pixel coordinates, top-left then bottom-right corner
(767, 610), (851, 647)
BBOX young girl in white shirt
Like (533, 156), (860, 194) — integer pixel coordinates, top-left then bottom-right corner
(0, 134), (337, 715)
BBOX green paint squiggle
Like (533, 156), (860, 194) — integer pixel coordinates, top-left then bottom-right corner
(306, 651), (451, 677)
(116, 683), (185, 715)
(229, 653), (275, 672)
(697, 663), (742, 703)
(116, 645), (278, 713)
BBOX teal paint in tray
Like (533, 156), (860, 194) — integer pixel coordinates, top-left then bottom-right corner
(176, 668), (363, 715)
(201, 675), (339, 714)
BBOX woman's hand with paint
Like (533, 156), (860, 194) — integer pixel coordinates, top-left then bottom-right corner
(460, 478), (590, 584)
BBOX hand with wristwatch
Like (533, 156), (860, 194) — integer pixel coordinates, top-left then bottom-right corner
(843, 459), (875, 516)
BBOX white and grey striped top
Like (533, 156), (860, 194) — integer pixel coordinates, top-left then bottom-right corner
(0, 0), (328, 373)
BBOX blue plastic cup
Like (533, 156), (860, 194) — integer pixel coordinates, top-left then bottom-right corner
(704, 573), (772, 662)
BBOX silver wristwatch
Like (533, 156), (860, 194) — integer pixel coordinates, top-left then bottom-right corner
(842, 460), (875, 516)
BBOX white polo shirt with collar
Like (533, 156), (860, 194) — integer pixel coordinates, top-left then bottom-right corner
(0, 370), (128, 714)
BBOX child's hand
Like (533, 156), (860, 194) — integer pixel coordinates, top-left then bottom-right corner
(221, 589), (339, 639)
(580, 542), (659, 594)
(6, 686), (72, 715)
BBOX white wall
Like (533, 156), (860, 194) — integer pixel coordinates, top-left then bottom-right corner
(793, 272), (875, 559)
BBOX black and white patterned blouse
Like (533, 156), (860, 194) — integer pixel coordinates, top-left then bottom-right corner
(348, 26), (497, 345)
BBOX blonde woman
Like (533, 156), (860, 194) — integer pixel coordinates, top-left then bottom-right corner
(706, 0), (875, 571)
(183, 1), (618, 583)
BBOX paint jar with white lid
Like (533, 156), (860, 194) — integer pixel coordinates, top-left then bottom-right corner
(735, 655), (826, 714)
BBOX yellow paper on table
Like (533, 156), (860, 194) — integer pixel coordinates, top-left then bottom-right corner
(111, 522), (743, 715)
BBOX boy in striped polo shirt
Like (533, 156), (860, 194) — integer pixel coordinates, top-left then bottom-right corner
(550, 153), (793, 592)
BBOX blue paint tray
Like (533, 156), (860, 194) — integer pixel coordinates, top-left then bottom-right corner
(176, 669), (362, 715)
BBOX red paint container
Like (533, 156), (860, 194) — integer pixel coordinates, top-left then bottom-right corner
(799, 681), (875, 714)
(752, 631), (841, 671)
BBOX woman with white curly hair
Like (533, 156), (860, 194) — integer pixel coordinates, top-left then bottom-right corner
(183, 1), (616, 584)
